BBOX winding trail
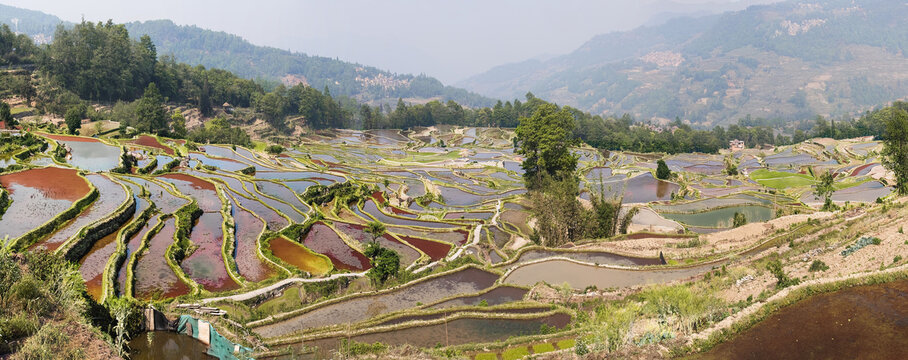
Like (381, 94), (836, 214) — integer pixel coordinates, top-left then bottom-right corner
(194, 272), (365, 304)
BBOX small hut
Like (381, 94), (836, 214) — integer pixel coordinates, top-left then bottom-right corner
(222, 102), (234, 114)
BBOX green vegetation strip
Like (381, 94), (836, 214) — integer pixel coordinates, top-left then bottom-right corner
(167, 200), (204, 296)
(103, 199), (156, 302)
(59, 189), (136, 262)
(218, 185), (248, 288)
(124, 217), (165, 299)
(750, 169), (815, 189)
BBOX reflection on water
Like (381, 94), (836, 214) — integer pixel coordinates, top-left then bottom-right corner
(128, 331), (214, 360)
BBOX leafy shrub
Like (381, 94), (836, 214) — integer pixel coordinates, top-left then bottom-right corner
(766, 259), (799, 289)
(574, 338), (589, 356)
(339, 339), (386, 356)
(808, 260), (829, 272)
(841, 236), (881, 256)
(239, 166), (255, 175)
(733, 211), (747, 227)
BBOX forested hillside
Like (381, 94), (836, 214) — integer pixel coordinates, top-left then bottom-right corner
(458, 0), (908, 125)
(0, 4), (493, 107)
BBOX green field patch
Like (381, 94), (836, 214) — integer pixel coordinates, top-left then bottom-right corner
(531, 342), (556, 353)
(501, 347), (530, 360)
(474, 353), (498, 360)
(556, 338), (576, 349)
(750, 169), (815, 189)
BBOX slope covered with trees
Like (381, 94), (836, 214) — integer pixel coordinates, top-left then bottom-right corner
(0, 4), (493, 108)
(459, 0), (908, 125)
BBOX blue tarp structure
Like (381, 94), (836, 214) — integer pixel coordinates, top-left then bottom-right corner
(176, 315), (254, 360)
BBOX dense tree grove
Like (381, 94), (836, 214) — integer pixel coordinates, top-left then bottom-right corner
(0, 24), (38, 66)
(516, 104), (579, 190)
(881, 105), (908, 195)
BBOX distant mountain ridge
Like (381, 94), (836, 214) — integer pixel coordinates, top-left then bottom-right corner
(0, 4), (494, 107)
(458, 0), (908, 125)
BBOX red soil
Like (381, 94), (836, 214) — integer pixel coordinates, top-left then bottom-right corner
(37, 132), (100, 143)
(132, 135), (175, 155)
(159, 173), (216, 191)
(0, 167), (91, 201)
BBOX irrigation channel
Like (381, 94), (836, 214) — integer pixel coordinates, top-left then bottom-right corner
(0, 128), (897, 358)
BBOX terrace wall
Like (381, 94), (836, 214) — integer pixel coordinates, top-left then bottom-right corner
(61, 193), (137, 262)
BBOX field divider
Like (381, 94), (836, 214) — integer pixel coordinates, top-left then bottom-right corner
(58, 175), (136, 261)
(246, 264), (502, 329)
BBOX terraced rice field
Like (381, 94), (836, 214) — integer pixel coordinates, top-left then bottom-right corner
(2, 127), (896, 358)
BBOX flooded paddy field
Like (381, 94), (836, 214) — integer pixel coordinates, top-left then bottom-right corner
(301, 222), (370, 271)
(228, 195), (276, 282)
(5, 126), (902, 357)
(297, 313), (571, 353)
(181, 212), (239, 293)
(33, 174), (128, 251)
(0, 167), (91, 242)
(252, 267), (500, 338)
(699, 279), (908, 360)
(268, 236), (332, 275)
(79, 196), (150, 300)
(133, 217), (190, 300)
(503, 259), (716, 290)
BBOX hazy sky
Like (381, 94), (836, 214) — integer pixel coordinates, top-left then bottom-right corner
(3, 0), (779, 83)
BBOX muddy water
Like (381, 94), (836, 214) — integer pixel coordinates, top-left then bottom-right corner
(229, 196), (275, 282)
(397, 235), (452, 262)
(134, 218), (191, 300)
(360, 200), (458, 229)
(123, 176), (188, 214)
(191, 152), (250, 172)
(182, 213), (239, 293)
(374, 306), (553, 327)
(128, 331), (213, 360)
(132, 135), (175, 155)
(333, 222), (421, 266)
(227, 188), (288, 231)
(255, 171), (346, 183)
(584, 172), (679, 204)
(302, 313), (571, 353)
(34, 174), (128, 251)
(79, 196), (149, 301)
(249, 181), (307, 222)
(117, 215), (159, 296)
(503, 259), (715, 290)
(502, 248), (663, 270)
(56, 138), (122, 171)
(0, 167), (92, 242)
(429, 286), (528, 309)
(158, 173), (221, 212)
(301, 223), (370, 271)
(255, 181), (311, 214)
(205, 145), (267, 170)
(444, 211), (494, 220)
(699, 279), (908, 360)
(389, 226), (470, 246)
(269, 236), (332, 275)
(253, 267), (500, 338)
(660, 205), (773, 228)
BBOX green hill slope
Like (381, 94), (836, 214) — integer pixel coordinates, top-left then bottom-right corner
(458, 0), (908, 125)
